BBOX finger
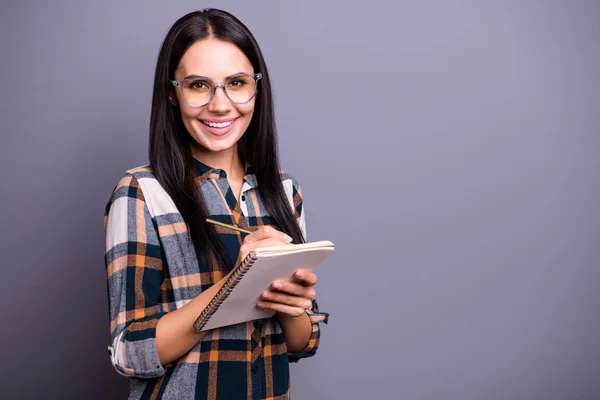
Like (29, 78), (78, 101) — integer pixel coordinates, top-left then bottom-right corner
(292, 269), (318, 286)
(270, 280), (315, 299)
(256, 300), (307, 318)
(240, 238), (286, 256)
(244, 237), (289, 252)
(244, 226), (292, 244)
(261, 290), (313, 309)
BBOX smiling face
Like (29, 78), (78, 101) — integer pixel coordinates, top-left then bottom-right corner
(172, 38), (256, 158)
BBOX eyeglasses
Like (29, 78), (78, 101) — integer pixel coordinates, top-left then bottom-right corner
(170, 73), (262, 108)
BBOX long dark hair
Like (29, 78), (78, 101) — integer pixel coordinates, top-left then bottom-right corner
(149, 9), (304, 271)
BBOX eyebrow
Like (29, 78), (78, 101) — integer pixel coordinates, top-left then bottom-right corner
(182, 72), (252, 81)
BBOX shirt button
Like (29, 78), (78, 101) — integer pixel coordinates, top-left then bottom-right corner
(252, 365), (259, 375)
(241, 195), (245, 201)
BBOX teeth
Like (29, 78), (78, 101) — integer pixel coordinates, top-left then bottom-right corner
(204, 120), (233, 128)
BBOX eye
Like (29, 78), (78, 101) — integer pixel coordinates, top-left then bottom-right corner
(187, 79), (211, 90)
(228, 79), (247, 87)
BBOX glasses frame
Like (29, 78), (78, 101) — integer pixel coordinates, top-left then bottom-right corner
(170, 73), (262, 108)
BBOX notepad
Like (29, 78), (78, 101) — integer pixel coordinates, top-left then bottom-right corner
(193, 240), (335, 331)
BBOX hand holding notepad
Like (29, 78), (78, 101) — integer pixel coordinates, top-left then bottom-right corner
(194, 221), (335, 331)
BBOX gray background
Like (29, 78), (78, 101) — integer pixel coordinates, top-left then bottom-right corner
(1, 0), (599, 399)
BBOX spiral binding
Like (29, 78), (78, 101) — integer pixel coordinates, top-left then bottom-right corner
(193, 251), (257, 331)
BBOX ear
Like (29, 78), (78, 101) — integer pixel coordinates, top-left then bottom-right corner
(168, 92), (179, 106)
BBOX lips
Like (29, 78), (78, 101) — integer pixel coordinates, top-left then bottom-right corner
(199, 118), (238, 136)
(202, 119), (234, 128)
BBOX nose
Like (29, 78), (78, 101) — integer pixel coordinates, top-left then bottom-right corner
(207, 85), (231, 114)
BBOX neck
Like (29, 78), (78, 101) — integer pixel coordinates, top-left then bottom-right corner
(191, 143), (245, 179)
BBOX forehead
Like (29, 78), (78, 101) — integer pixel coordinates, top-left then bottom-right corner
(176, 38), (254, 80)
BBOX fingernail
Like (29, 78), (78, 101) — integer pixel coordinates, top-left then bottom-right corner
(284, 234), (293, 243)
(262, 291), (271, 299)
(295, 271), (304, 279)
(272, 281), (282, 289)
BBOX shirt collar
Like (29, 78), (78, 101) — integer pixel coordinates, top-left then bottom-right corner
(193, 157), (213, 177)
(193, 157), (258, 189)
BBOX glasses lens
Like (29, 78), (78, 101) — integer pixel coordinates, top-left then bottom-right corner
(224, 75), (257, 103)
(182, 78), (213, 107)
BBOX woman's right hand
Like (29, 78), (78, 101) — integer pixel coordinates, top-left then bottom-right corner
(156, 226), (292, 365)
(235, 226), (293, 266)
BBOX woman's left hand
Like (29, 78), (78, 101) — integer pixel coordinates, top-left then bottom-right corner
(257, 269), (317, 318)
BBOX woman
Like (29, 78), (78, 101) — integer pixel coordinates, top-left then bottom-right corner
(103, 9), (328, 399)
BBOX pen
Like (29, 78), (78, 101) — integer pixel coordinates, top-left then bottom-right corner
(206, 218), (253, 235)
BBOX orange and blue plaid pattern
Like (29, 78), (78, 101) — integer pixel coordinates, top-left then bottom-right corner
(104, 158), (327, 400)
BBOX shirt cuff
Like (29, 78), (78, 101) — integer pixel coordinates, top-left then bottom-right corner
(288, 299), (328, 363)
(109, 312), (167, 379)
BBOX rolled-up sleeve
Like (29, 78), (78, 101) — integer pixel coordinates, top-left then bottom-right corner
(287, 177), (329, 362)
(288, 299), (329, 362)
(104, 173), (167, 378)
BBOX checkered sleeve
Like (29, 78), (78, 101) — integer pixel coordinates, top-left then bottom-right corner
(104, 173), (167, 378)
(287, 178), (329, 363)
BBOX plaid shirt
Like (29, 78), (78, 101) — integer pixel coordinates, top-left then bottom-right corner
(104, 159), (328, 400)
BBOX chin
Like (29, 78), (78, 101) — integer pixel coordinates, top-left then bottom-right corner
(191, 134), (240, 154)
